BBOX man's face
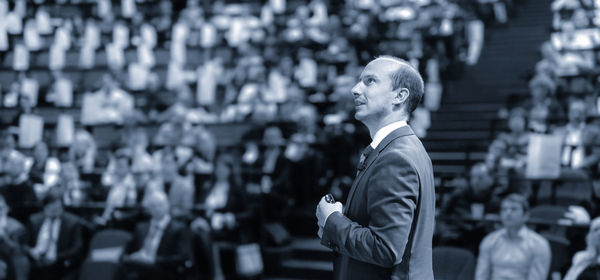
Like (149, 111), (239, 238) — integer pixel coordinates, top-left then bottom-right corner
(470, 166), (493, 195)
(500, 200), (528, 228)
(508, 115), (525, 133)
(351, 59), (401, 124)
(568, 101), (586, 123)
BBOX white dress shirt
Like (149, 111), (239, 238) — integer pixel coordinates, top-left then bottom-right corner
(33, 217), (61, 261)
(370, 121), (408, 149)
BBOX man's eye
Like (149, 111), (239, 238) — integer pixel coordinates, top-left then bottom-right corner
(364, 78), (375, 85)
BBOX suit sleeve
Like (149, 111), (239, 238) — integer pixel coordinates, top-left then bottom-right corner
(321, 153), (418, 268)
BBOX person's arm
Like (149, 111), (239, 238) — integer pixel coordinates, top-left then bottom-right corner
(320, 153), (418, 268)
(475, 235), (493, 280)
(527, 237), (551, 280)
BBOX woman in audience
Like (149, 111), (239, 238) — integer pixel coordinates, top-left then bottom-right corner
(564, 217), (600, 280)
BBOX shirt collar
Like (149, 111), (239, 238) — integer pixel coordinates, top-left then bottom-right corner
(370, 121), (408, 149)
(501, 226), (528, 240)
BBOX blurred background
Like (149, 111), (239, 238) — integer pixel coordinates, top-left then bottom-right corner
(0, 0), (599, 279)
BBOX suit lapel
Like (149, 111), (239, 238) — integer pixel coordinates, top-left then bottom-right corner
(344, 126), (415, 213)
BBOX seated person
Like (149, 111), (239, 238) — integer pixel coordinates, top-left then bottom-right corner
(26, 191), (84, 280)
(475, 193), (551, 280)
(437, 162), (505, 251)
(564, 216), (600, 280)
(119, 191), (193, 280)
(96, 149), (137, 225)
(0, 152), (37, 222)
(0, 194), (29, 280)
(552, 98), (600, 176)
(191, 153), (252, 279)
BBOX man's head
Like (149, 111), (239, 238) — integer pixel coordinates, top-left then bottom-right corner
(143, 191), (170, 220)
(0, 131), (15, 153)
(351, 56), (424, 128)
(42, 191), (64, 219)
(568, 98), (586, 124)
(508, 107), (527, 133)
(469, 162), (494, 195)
(500, 193), (529, 229)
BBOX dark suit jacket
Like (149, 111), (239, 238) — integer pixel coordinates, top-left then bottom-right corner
(28, 212), (84, 269)
(126, 218), (193, 271)
(321, 125), (435, 280)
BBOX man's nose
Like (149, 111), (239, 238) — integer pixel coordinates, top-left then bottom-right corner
(352, 83), (363, 96)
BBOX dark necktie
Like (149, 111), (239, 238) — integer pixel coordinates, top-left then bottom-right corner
(357, 145), (375, 172)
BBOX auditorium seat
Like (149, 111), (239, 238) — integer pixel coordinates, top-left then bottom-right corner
(432, 246), (475, 280)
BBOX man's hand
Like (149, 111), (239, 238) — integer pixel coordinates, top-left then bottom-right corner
(316, 196), (343, 230)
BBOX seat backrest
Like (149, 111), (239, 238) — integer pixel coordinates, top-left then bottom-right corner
(78, 260), (121, 280)
(529, 205), (567, 224)
(433, 246), (475, 280)
(89, 229), (132, 251)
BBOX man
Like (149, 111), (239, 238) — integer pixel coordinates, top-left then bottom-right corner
(0, 194), (29, 280)
(27, 191), (84, 280)
(553, 98), (600, 174)
(120, 191), (193, 280)
(315, 56), (435, 279)
(475, 193), (551, 280)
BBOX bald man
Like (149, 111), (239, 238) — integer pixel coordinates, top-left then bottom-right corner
(316, 56), (435, 279)
(120, 192), (193, 280)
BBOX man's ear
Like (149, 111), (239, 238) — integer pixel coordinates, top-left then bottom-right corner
(392, 88), (409, 105)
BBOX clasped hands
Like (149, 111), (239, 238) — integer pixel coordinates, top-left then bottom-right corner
(123, 250), (154, 264)
(315, 195), (343, 238)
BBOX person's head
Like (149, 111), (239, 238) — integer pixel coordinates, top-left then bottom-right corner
(214, 153), (237, 183)
(5, 154), (26, 180)
(42, 191), (64, 219)
(114, 149), (132, 177)
(586, 217), (600, 252)
(351, 56), (424, 130)
(262, 126), (285, 147)
(568, 98), (587, 124)
(143, 191), (170, 220)
(470, 162), (494, 195)
(500, 193), (529, 229)
(508, 107), (527, 133)
(33, 141), (49, 162)
(60, 161), (79, 183)
(0, 131), (15, 153)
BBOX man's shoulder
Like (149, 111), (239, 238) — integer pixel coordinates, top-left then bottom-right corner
(480, 228), (505, 249)
(523, 227), (550, 248)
